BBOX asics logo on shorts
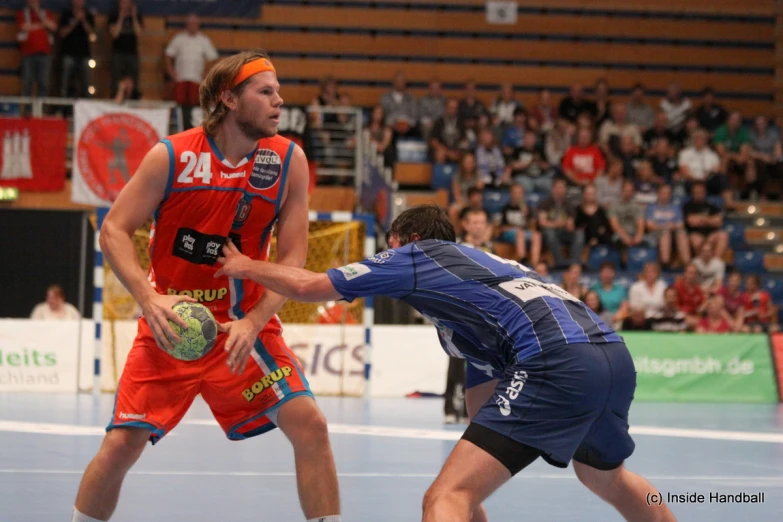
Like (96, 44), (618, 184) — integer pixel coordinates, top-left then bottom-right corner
(496, 371), (528, 417)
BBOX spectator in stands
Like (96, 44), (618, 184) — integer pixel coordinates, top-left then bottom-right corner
(618, 133), (643, 179)
(535, 261), (550, 279)
(741, 274), (778, 333)
(649, 287), (689, 332)
(683, 181), (729, 259)
(715, 111), (757, 200)
(674, 264), (706, 325)
(679, 115), (701, 149)
(476, 128), (510, 187)
(575, 183), (612, 247)
(697, 295), (733, 333)
(17, 0), (56, 97)
(367, 104), (393, 165)
(629, 261), (666, 317)
(109, 0), (142, 96)
(595, 158), (623, 208)
(165, 13), (218, 108)
(717, 271), (747, 328)
(598, 103), (642, 158)
(458, 80), (486, 125)
(584, 290), (616, 328)
(30, 284), (80, 320)
(58, 0), (96, 99)
(622, 308), (652, 331)
(537, 178), (584, 267)
(678, 129), (724, 197)
(660, 82), (692, 133)
(490, 83), (521, 129)
(113, 76), (141, 104)
(610, 180), (651, 254)
(544, 118), (574, 167)
(310, 76), (339, 129)
(634, 160), (662, 206)
(562, 127), (606, 186)
(458, 208), (494, 252)
(510, 131), (554, 196)
(418, 79), (446, 141)
(692, 242), (725, 294)
(456, 185), (485, 225)
(501, 107), (527, 157)
(626, 83), (656, 131)
(529, 88), (557, 133)
(495, 183), (541, 266)
(558, 82), (596, 123)
(749, 115), (783, 200)
(381, 71), (418, 137)
(693, 87), (727, 135)
(450, 158), (482, 225)
(646, 184), (690, 267)
(643, 111), (682, 152)
(592, 78), (612, 128)
(561, 263), (588, 300)
(650, 138), (685, 196)
(430, 98), (466, 164)
(590, 262), (630, 325)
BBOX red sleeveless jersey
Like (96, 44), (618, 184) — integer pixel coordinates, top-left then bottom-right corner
(148, 127), (296, 331)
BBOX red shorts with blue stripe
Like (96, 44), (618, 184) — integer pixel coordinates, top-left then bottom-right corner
(108, 317), (313, 443)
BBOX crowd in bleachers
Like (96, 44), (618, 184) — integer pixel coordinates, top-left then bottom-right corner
(338, 72), (783, 333)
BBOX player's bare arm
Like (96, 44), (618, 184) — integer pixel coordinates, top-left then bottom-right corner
(221, 144), (313, 374)
(100, 142), (194, 351)
(215, 239), (341, 304)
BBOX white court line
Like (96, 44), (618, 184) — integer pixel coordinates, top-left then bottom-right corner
(3, 419), (783, 445)
(0, 469), (781, 482)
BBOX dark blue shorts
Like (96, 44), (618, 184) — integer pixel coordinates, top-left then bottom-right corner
(468, 342), (637, 468)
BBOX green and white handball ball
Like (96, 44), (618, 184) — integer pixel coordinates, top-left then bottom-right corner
(166, 302), (218, 361)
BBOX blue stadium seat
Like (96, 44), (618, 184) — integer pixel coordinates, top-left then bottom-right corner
(614, 272), (636, 290)
(627, 247), (659, 273)
(671, 195), (687, 207)
(581, 274), (599, 290)
(734, 250), (765, 274)
(525, 193), (542, 209)
(483, 188), (510, 218)
(587, 246), (621, 272)
(706, 195), (725, 209)
(431, 163), (457, 191)
(660, 272), (678, 288)
(763, 278), (783, 304)
(724, 222), (746, 250)
(396, 139), (428, 163)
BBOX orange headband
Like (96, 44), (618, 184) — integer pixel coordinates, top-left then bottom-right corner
(232, 58), (276, 87)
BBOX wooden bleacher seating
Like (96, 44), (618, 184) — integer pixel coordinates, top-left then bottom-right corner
(394, 163), (432, 187)
(402, 190), (448, 209)
(309, 186), (356, 212)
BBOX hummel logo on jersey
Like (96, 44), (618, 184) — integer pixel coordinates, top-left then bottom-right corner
(220, 171), (246, 179)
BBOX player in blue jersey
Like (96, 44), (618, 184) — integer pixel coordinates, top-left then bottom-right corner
(215, 205), (676, 522)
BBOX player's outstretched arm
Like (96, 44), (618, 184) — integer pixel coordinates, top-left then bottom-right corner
(216, 240), (342, 303)
(100, 142), (193, 350)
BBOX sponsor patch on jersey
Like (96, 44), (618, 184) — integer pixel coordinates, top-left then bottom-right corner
(369, 250), (395, 264)
(172, 228), (226, 266)
(338, 263), (371, 280)
(249, 149), (282, 190)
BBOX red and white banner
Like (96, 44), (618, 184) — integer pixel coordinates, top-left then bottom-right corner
(71, 101), (170, 206)
(0, 118), (67, 191)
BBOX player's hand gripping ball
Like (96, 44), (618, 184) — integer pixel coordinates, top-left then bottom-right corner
(165, 302), (218, 361)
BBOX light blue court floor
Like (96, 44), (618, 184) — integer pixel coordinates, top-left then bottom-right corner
(1, 395), (782, 521)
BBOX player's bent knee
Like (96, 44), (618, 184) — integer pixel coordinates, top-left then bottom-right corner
(574, 461), (624, 502)
(277, 398), (330, 448)
(99, 427), (149, 469)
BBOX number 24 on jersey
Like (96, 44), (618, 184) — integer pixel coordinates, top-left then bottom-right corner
(177, 151), (213, 184)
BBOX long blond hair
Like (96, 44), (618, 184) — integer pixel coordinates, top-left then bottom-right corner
(199, 49), (271, 136)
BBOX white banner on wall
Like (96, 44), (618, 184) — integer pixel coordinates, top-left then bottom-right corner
(0, 320), (79, 392)
(371, 326), (449, 398)
(486, 1), (518, 25)
(71, 100), (170, 206)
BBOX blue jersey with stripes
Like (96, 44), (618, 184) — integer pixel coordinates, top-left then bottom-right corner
(326, 240), (622, 379)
